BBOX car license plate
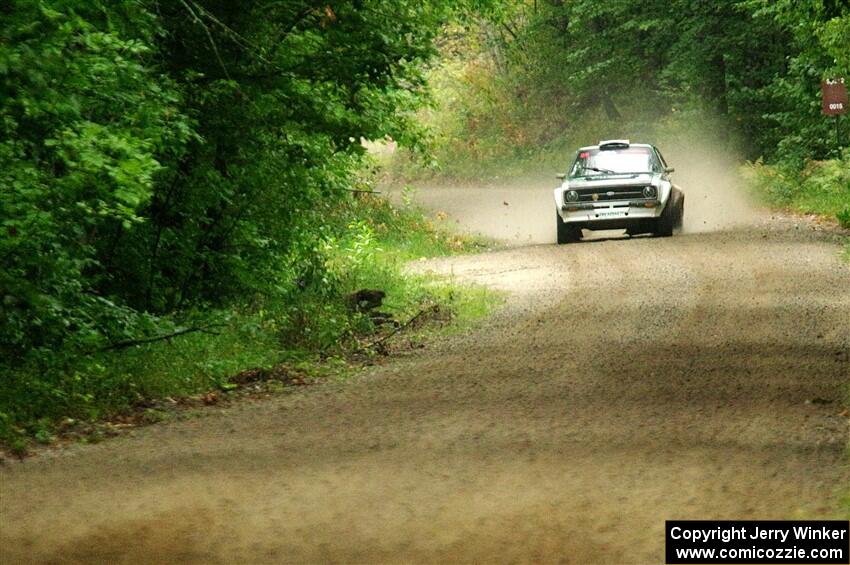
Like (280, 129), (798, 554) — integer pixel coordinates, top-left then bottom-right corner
(593, 209), (628, 219)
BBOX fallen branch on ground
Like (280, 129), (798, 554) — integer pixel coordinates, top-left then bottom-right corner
(357, 304), (440, 353)
(99, 324), (226, 352)
(344, 188), (382, 194)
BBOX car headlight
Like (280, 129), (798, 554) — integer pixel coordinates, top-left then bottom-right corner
(643, 185), (657, 199)
(564, 190), (579, 203)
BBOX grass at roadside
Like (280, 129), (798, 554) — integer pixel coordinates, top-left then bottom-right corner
(0, 195), (500, 453)
(743, 154), (850, 229)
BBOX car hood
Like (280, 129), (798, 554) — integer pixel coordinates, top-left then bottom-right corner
(563, 172), (658, 189)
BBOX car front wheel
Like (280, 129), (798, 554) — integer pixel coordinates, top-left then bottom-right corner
(556, 212), (582, 244)
(656, 189), (684, 237)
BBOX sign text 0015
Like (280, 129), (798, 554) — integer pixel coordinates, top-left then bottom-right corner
(822, 78), (848, 115)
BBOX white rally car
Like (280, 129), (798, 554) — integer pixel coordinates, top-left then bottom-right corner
(554, 140), (684, 243)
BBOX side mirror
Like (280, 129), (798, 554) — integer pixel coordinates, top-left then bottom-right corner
(665, 167), (675, 174)
(556, 173), (566, 180)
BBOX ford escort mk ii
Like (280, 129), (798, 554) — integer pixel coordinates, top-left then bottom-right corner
(554, 140), (684, 243)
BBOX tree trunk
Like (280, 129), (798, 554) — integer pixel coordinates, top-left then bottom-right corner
(707, 52), (728, 116)
(601, 92), (622, 120)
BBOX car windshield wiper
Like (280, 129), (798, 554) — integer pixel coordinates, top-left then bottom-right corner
(584, 167), (617, 174)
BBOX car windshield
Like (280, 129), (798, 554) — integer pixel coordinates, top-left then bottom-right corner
(569, 146), (657, 177)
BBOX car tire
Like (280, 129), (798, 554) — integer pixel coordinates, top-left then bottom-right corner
(556, 212), (582, 244)
(656, 188), (684, 237)
(673, 191), (685, 230)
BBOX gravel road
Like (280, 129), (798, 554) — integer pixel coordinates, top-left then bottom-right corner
(1, 179), (848, 564)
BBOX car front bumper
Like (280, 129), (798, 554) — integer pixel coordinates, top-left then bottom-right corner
(558, 200), (663, 224)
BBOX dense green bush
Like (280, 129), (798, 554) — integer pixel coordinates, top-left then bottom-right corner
(1, 1), (192, 364)
(0, 1), (467, 361)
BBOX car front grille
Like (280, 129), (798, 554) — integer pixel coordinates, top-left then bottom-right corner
(578, 186), (646, 201)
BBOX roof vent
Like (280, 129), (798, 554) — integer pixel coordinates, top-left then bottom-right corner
(599, 139), (630, 150)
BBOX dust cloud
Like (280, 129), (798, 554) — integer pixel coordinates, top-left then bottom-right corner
(383, 137), (759, 244)
(661, 140), (758, 234)
(386, 174), (559, 244)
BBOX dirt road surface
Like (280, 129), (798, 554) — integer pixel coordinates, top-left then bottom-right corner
(2, 177), (849, 563)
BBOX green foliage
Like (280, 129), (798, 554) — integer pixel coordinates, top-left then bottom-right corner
(1, 0), (467, 360)
(837, 208), (850, 230)
(745, 0), (850, 163)
(1, 1), (193, 364)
